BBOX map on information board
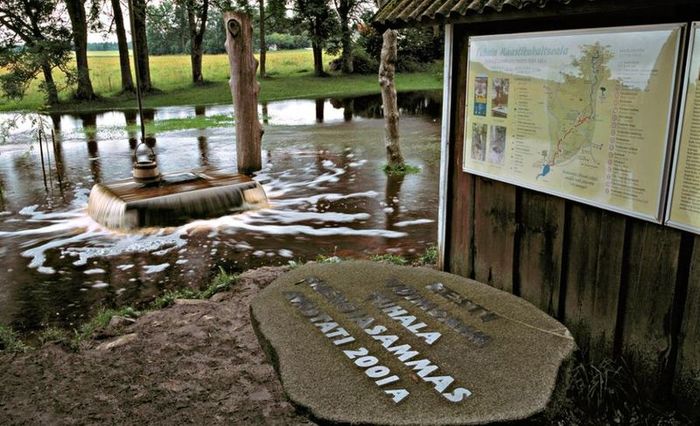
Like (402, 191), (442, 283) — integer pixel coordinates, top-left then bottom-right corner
(463, 24), (683, 222)
(667, 23), (700, 234)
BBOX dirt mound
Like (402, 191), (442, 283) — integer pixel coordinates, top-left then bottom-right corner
(0, 266), (314, 425)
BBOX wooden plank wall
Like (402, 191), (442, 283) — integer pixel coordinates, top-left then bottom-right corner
(444, 23), (700, 412)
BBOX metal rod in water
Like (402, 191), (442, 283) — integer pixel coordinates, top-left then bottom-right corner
(37, 124), (48, 190)
(45, 127), (54, 190)
(128, 0), (146, 143)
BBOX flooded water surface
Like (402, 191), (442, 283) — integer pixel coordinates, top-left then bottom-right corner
(0, 92), (442, 333)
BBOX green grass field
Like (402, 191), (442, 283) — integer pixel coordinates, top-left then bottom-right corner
(0, 49), (443, 113)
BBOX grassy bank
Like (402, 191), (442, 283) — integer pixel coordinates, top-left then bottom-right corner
(0, 50), (443, 113)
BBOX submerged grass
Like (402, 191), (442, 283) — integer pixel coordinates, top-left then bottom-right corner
(84, 114), (235, 137)
(0, 267), (238, 353)
(138, 114), (234, 134)
(382, 163), (421, 176)
(0, 50), (443, 113)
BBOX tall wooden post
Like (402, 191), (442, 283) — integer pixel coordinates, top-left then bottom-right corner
(224, 11), (263, 174)
(379, 29), (404, 168)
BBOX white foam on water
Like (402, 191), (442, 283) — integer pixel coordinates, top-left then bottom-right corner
(186, 215), (407, 238)
(65, 230), (188, 266)
(272, 191), (379, 208)
(0, 154), (425, 274)
(278, 249), (293, 258)
(143, 263), (170, 274)
(2, 196), (188, 272)
(394, 219), (435, 227)
(38, 266), (56, 274)
(18, 205), (39, 215)
(91, 282), (109, 289)
(234, 241), (253, 250)
(84, 268), (105, 275)
(247, 210), (370, 224)
(262, 163), (347, 197)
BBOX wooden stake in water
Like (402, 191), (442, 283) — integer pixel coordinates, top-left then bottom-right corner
(51, 129), (64, 187)
(224, 11), (263, 175)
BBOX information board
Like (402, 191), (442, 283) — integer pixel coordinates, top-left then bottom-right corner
(667, 23), (700, 233)
(463, 24), (683, 222)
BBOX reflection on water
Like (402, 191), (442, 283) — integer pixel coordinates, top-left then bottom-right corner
(0, 91), (441, 333)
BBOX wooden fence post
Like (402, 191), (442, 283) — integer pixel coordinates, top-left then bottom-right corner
(224, 11), (263, 175)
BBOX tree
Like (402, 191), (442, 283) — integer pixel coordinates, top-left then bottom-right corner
(357, 11), (443, 72)
(183, 0), (209, 84)
(0, 0), (73, 105)
(129, 0), (153, 92)
(294, 0), (338, 77)
(266, 0), (292, 33)
(65, 0), (96, 99)
(332, 0), (364, 74)
(146, 0), (187, 54)
(109, 0), (134, 92)
(258, 0), (265, 77)
(201, 6), (226, 53)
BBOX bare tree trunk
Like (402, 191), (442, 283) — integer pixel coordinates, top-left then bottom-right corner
(130, 0), (152, 92)
(186, 0), (209, 84)
(111, 0), (134, 92)
(258, 0), (266, 78)
(65, 0), (96, 100)
(338, 0), (353, 74)
(312, 40), (324, 77)
(224, 11), (263, 174)
(41, 62), (59, 105)
(379, 29), (403, 168)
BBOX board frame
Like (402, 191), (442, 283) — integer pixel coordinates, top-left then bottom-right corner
(666, 22), (700, 233)
(462, 23), (686, 223)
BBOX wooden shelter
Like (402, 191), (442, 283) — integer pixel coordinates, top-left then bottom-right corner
(374, 0), (700, 413)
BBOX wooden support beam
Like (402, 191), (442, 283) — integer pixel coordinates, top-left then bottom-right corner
(674, 235), (700, 415)
(517, 190), (565, 317)
(564, 205), (625, 362)
(473, 177), (516, 293)
(621, 221), (682, 399)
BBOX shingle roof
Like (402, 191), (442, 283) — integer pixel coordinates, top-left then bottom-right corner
(373, 0), (594, 28)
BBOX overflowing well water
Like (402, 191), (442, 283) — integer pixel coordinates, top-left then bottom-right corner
(0, 91), (442, 332)
(88, 169), (268, 229)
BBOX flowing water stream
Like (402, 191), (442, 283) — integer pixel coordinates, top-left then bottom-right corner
(0, 91), (442, 333)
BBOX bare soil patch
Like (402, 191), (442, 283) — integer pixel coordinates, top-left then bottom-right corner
(0, 266), (314, 425)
